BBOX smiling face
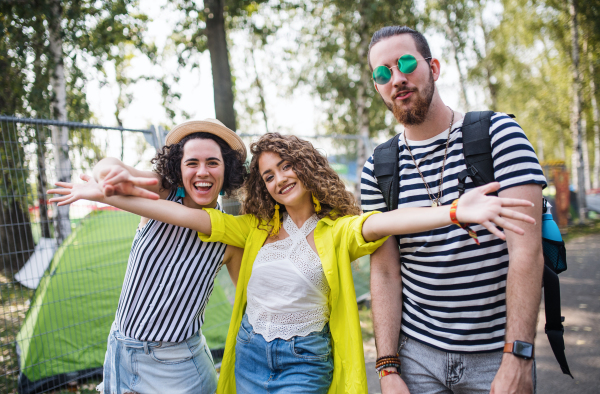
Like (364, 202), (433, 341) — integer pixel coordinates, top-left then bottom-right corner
(258, 151), (312, 210)
(370, 34), (440, 125)
(180, 138), (225, 209)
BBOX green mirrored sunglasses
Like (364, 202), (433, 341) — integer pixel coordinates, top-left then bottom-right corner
(372, 54), (432, 85)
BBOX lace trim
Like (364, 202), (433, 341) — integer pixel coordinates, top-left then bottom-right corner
(246, 303), (330, 342)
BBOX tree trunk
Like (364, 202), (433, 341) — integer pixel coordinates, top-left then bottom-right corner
(31, 30), (51, 239)
(536, 128), (545, 162)
(250, 39), (269, 133)
(569, 0), (587, 222)
(355, 14), (371, 198)
(48, 0), (72, 242)
(582, 119), (591, 191)
(586, 41), (600, 189)
(475, 2), (497, 110)
(205, 0), (237, 131)
(443, 18), (469, 111)
(36, 128), (51, 238)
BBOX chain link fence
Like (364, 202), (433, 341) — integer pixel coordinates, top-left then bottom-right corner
(0, 115), (375, 394)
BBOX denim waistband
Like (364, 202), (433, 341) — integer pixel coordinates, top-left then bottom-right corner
(110, 322), (202, 352)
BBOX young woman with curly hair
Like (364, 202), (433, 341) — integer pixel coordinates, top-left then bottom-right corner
(50, 132), (535, 394)
(83, 119), (248, 394)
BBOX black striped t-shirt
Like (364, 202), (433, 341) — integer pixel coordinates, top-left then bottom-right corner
(361, 113), (546, 352)
(115, 190), (227, 342)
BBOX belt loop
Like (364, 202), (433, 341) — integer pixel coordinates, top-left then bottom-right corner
(143, 341), (149, 355)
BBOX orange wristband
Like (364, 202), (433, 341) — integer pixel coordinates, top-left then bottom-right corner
(378, 369), (400, 380)
(450, 199), (480, 246)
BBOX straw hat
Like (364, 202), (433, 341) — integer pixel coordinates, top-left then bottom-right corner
(165, 119), (247, 161)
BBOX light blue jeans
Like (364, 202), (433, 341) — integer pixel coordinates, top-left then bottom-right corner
(97, 322), (217, 394)
(234, 314), (334, 393)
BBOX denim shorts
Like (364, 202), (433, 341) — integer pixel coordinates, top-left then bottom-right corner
(398, 334), (536, 394)
(234, 314), (333, 393)
(97, 322), (217, 394)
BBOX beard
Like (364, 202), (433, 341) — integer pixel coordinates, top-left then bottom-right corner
(389, 71), (435, 126)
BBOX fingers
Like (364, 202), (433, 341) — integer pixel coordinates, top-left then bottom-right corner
(48, 195), (72, 205)
(477, 182), (501, 195)
(129, 176), (159, 187)
(481, 221), (506, 240)
(47, 187), (72, 195)
(104, 184), (115, 197)
(499, 197), (535, 208)
(53, 181), (73, 189)
(80, 173), (92, 182)
(130, 187), (160, 200)
(500, 208), (536, 224)
(493, 217), (525, 235)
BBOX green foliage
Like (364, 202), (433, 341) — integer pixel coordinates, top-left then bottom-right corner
(292, 0), (420, 138)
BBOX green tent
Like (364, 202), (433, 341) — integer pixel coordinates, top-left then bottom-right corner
(16, 210), (232, 394)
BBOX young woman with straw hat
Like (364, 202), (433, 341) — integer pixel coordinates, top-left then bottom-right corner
(50, 133), (535, 394)
(87, 119), (247, 394)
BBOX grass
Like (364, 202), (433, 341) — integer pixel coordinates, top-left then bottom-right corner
(562, 218), (600, 243)
(0, 272), (34, 394)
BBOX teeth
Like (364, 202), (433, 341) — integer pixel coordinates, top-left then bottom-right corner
(280, 184), (294, 193)
(194, 182), (212, 187)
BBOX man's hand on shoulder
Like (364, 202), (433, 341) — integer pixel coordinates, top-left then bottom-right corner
(490, 354), (533, 394)
(380, 372), (411, 394)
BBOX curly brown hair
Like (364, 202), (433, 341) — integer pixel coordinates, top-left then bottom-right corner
(241, 133), (360, 232)
(151, 132), (247, 196)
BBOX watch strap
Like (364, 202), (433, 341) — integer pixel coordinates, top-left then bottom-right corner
(504, 342), (535, 358)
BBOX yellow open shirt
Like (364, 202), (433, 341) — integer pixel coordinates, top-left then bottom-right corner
(198, 209), (387, 394)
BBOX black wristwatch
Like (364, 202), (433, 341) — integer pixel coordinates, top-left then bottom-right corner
(503, 341), (534, 360)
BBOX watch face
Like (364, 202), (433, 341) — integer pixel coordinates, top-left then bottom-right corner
(513, 341), (534, 359)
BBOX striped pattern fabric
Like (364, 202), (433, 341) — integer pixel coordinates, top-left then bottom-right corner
(361, 113), (546, 352)
(115, 190), (227, 343)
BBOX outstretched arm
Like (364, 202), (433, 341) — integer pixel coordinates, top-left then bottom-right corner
(93, 157), (164, 200)
(361, 182), (535, 242)
(48, 175), (212, 235)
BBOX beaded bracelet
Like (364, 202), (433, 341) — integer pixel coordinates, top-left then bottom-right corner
(450, 199), (480, 245)
(375, 357), (400, 368)
(375, 362), (401, 372)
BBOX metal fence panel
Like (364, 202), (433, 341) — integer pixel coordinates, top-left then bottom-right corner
(0, 116), (373, 394)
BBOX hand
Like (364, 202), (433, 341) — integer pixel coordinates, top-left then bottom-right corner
(456, 182), (535, 240)
(47, 174), (106, 206)
(98, 165), (159, 200)
(380, 372), (410, 394)
(490, 354), (533, 394)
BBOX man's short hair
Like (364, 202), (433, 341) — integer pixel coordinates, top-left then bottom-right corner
(368, 26), (432, 71)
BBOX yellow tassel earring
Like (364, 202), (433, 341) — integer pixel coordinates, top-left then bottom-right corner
(271, 204), (282, 236)
(312, 193), (321, 213)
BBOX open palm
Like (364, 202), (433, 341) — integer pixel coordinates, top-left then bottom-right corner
(456, 182), (535, 239)
(47, 174), (105, 206)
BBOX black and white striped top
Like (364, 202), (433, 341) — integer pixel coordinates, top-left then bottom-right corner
(361, 113), (546, 352)
(115, 190), (227, 343)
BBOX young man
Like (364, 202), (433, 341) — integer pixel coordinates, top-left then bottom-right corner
(361, 26), (546, 393)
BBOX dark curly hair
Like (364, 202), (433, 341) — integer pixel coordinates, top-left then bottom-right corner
(241, 133), (360, 234)
(151, 132), (247, 196)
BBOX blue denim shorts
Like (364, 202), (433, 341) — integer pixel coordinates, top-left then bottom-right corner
(97, 322), (217, 394)
(234, 314), (333, 393)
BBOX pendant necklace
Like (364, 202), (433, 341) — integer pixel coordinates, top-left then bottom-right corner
(403, 107), (454, 207)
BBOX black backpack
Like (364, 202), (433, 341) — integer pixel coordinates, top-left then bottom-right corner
(372, 111), (572, 378)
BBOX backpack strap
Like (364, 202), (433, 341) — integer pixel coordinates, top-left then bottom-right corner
(543, 264), (573, 377)
(457, 111), (496, 195)
(373, 134), (400, 211)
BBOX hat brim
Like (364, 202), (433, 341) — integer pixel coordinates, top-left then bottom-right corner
(165, 120), (247, 161)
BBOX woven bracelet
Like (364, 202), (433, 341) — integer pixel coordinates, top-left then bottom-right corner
(450, 199), (480, 245)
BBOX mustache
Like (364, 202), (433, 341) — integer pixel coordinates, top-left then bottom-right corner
(391, 87), (418, 99)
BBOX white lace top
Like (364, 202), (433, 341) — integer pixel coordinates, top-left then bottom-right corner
(246, 213), (330, 342)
